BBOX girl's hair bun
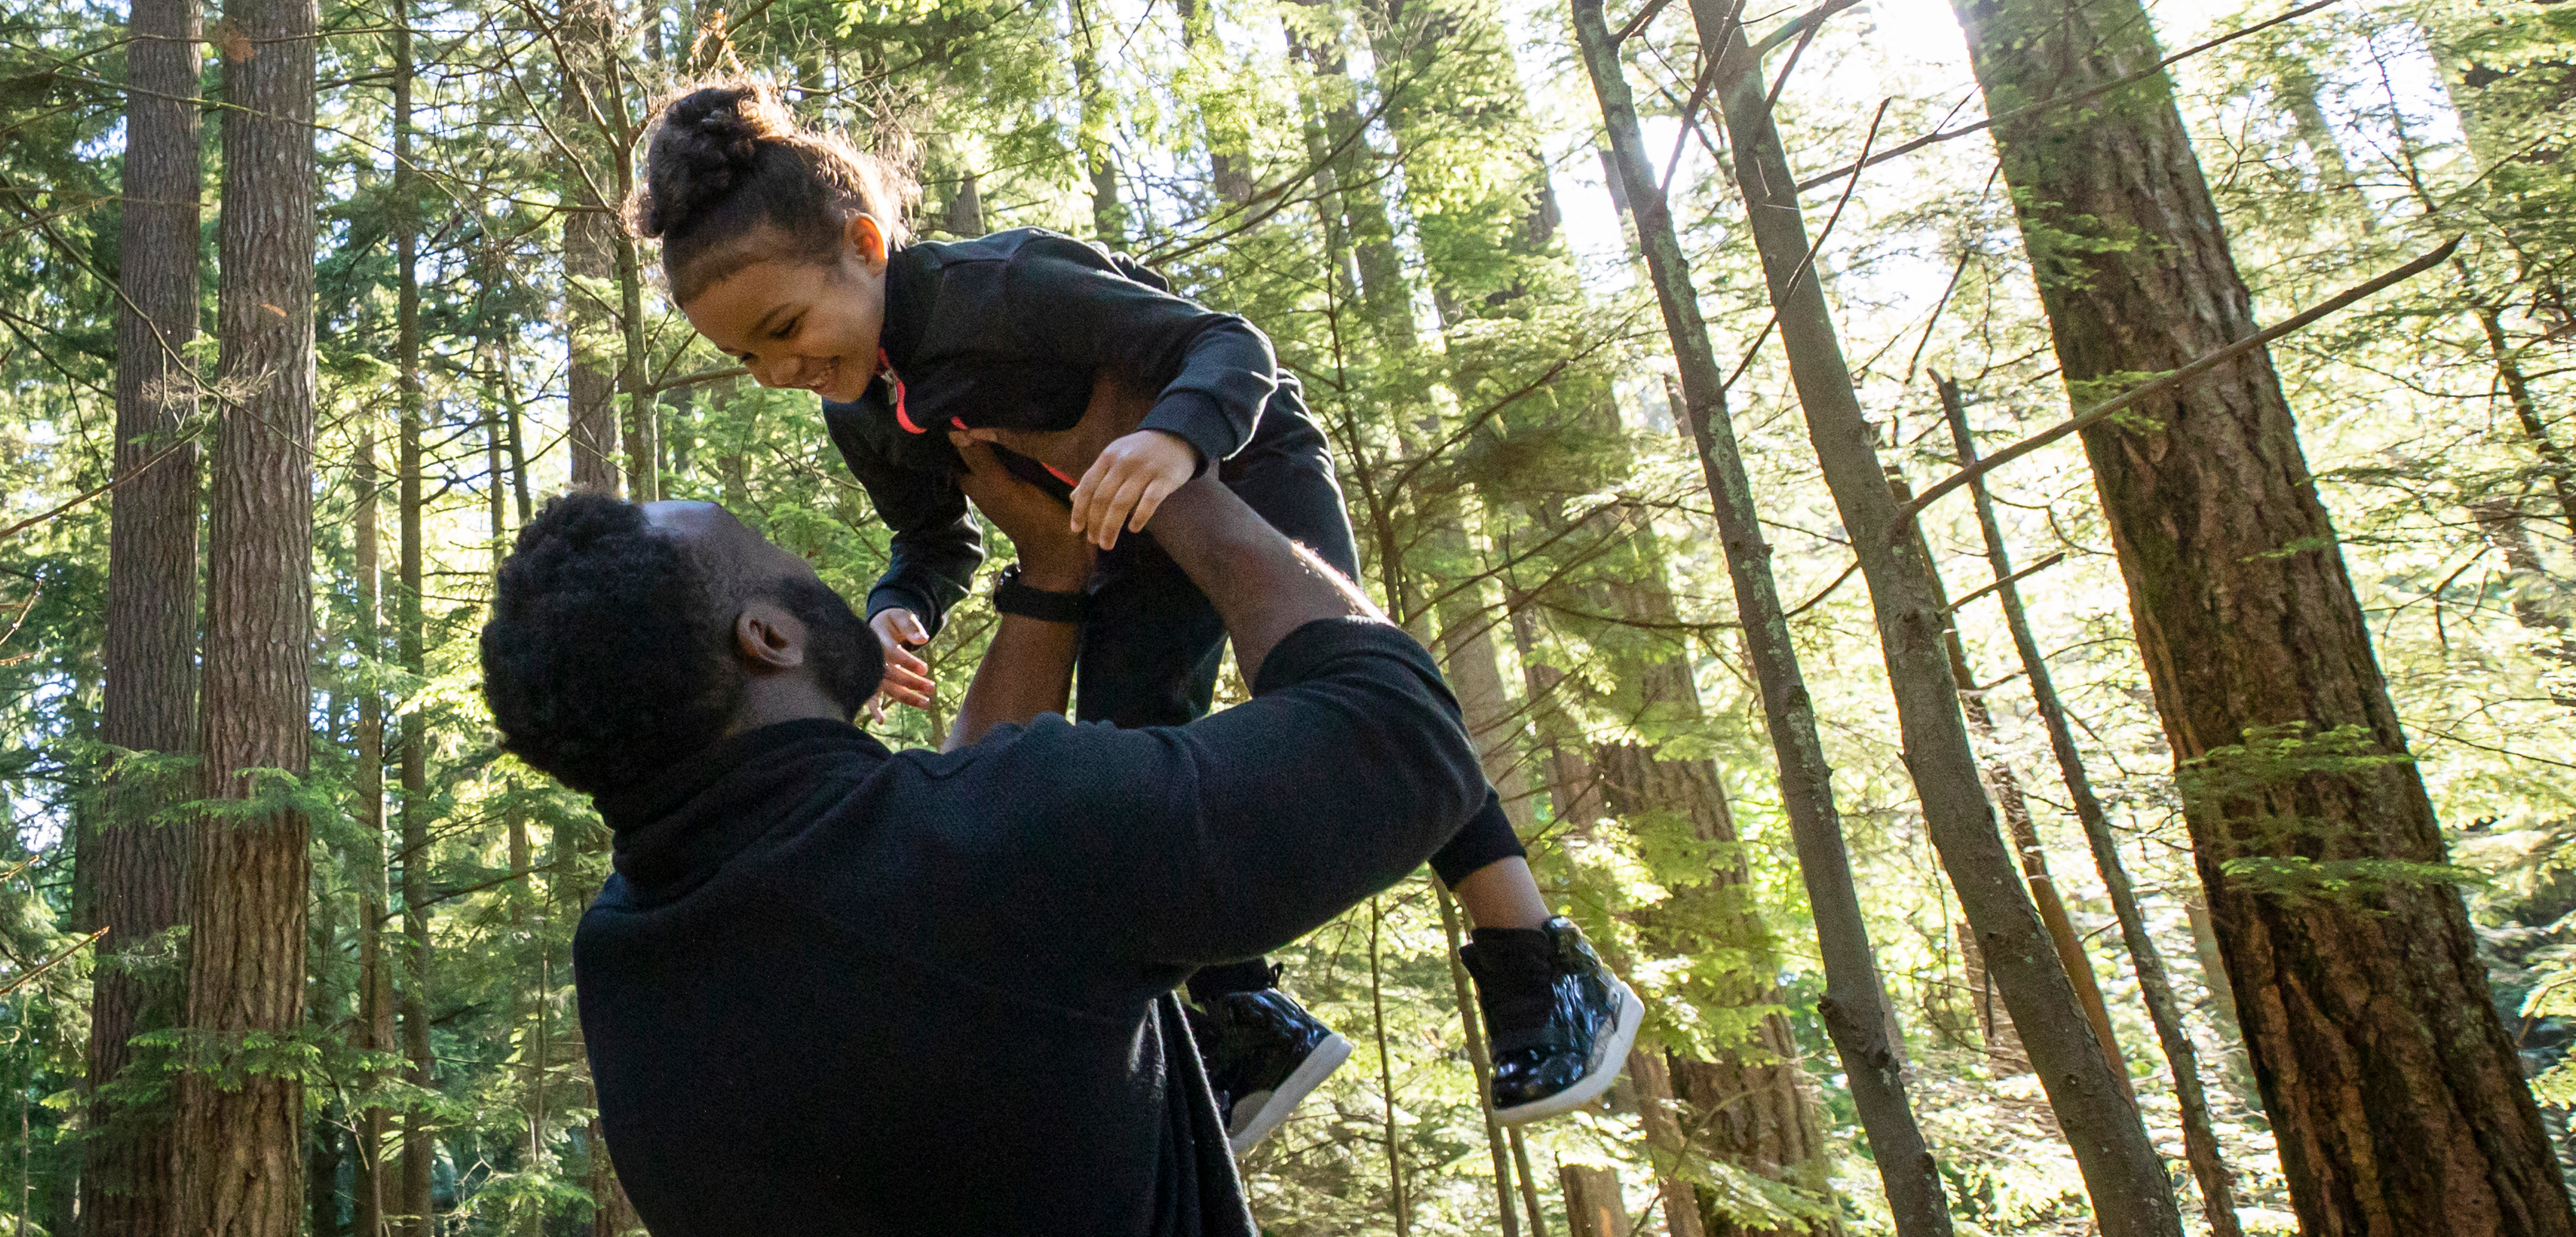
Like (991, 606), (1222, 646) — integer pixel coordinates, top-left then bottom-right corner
(633, 82), (794, 240)
(626, 77), (921, 301)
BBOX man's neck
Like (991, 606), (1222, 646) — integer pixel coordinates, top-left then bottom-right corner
(725, 677), (855, 739)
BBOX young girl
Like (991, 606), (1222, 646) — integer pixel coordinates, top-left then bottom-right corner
(626, 80), (1641, 1151)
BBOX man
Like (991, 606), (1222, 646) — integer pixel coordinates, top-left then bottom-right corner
(478, 418), (1487, 1233)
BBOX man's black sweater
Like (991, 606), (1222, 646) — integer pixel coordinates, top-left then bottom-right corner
(574, 618), (1483, 1235)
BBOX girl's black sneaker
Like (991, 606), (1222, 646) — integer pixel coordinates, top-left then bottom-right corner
(1194, 987), (1353, 1155)
(1461, 917), (1644, 1125)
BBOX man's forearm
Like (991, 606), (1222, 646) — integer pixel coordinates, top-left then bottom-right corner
(1147, 478), (1383, 684)
(943, 612), (1079, 752)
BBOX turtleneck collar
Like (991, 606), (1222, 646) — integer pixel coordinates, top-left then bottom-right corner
(593, 718), (888, 903)
(874, 242), (940, 375)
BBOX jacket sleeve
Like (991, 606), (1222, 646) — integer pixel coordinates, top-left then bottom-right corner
(945, 617), (1484, 966)
(1000, 235), (1278, 471)
(821, 394), (984, 638)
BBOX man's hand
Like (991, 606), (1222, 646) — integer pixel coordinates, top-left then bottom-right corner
(868, 609), (937, 711)
(960, 372), (1158, 504)
(953, 434), (1097, 591)
(1069, 430), (1193, 552)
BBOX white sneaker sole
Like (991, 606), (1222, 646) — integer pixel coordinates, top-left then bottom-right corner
(1225, 1031), (1353, 1157)
(1492, 978), (1645, 1127)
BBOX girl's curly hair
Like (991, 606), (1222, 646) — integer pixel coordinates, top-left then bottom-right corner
(626, 78), (921, 303)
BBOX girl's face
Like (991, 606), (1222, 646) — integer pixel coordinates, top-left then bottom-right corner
(681, 214), (890, 404)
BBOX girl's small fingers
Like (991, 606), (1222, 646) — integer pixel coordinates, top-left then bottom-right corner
(1076, 463), (1126, 542)
(1128, 475), (1181, 532)
(1096, 475), (1154, 551)
(887, 644), (929, 674)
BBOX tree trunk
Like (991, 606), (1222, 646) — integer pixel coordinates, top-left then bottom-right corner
(175, 0), (319, 1219)
(353, 421), (393, 1237)
(1070, 0), (1125, 246)
(1947, 0), (2575, 1227)
(1684, 5), (2180, 1230)
(1559, 1164), (1631, 1237)
(1939, 374), (2242, 1235)
(86, 0), (202, 1219)
(563, 0), (621, 496)
(1570, 6), (1953, 1232)
(393, 19), (438, 1229)
(1889, 470), (2130, 1096)
(2183, 896), (2264, 1115)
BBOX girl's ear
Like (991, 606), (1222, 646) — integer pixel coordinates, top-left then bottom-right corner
(845, 213), (889, 270)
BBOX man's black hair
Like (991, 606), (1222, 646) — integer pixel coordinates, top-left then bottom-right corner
(481, 493), (743, 796)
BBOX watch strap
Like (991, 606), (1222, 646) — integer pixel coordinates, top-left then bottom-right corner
(993, 565), (1090, 624)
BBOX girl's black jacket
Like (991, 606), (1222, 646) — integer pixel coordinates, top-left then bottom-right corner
(822, 228), (1281, 637)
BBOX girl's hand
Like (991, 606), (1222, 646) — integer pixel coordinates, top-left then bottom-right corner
(1070, 429), (1196, 552)
(869, 608), (937, 711)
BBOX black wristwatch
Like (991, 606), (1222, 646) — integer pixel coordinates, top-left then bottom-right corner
(993, 564), (1090, 625)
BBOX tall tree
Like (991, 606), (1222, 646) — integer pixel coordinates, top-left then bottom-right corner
(392, 11), (438, 1230)
(1569, 5), (1953, 1232)
(1942, 0), (2576, 1227)
(83, 0), (203, 1219)
(1935, 375), (2241, 1237)
(174, 0), (320, 1218)
(1683, 2), (2180, 1230)
(353, 418), (395, 1237)
(562, 0), (621, 496)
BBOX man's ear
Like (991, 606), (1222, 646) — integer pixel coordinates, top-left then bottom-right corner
(734, 601), (808, 673)
(844, 213), (889, 271)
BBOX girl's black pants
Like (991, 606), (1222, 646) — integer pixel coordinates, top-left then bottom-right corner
(1065, 376), (1528, 1002)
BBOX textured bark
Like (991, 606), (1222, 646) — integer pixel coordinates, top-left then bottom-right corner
(1559, 1164), (1631, 1237)
(1891, 470), (2129, 1095)
(393, 24), (437, 1229)
(1437, 885), (1524, 1237)
(562, 0), (620, 497)
(1940, 376), (2242, 1236)
(1954, 0), (2569, 1224)
(1574, 6), (1951, 1232)
(1948, 0), (2576, 1229)
(1627, 1049), (1708, 1237)
(2183, 896), (2263, 1114)
(86, 0), (202, 1220)
(175, 0), (319, 1220)
(1690, 5), (2177, 1230)
(1071, 0), (1126, 246)
(353, 423), (393, 1237)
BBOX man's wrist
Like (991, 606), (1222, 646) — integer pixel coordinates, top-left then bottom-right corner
(995, 563), (1091, 622)
(1014, 559), (1092, 594)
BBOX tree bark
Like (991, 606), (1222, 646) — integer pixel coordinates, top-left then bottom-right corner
(1559, 1164), (1631, 1237)
(1571, 6), (1953, 1232)
(86, 0), (202, 1219)
(175, 0), (319, 1219)
(1686, 5), (2180, 1231)
(1938, 374), (2242, 1236)
(1947, 0), (2575, 1227)
(1889, 470), (2130, 1096)
(562, 0), (621, 496)
(353, 420), (393, 1237)
(393, 20), (437, 1229)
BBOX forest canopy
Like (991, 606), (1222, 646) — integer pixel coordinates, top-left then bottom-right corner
(0, 0), (2571, 1228)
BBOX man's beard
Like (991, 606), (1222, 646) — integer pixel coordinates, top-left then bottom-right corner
(772, 576), (884, 721)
